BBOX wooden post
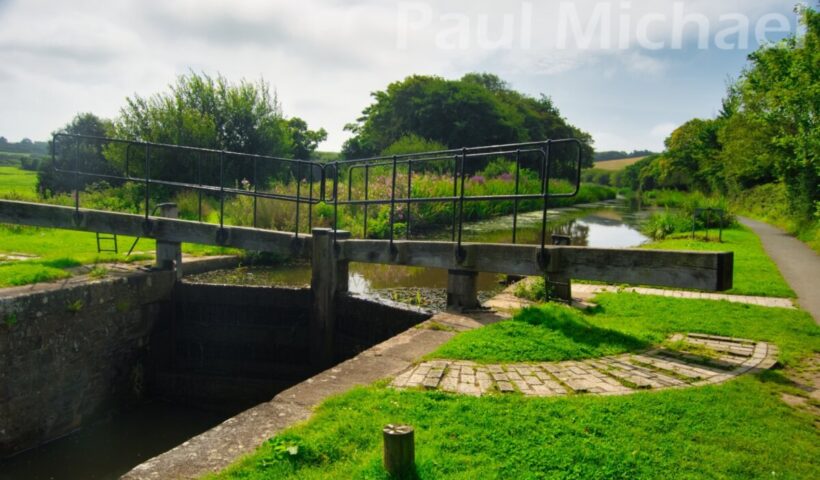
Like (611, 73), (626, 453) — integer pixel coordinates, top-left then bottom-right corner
(383, 424), (414, 477)
(446, 269), (479, 311)
(310, 228), (350, 369)
(155, 203), (182, 280)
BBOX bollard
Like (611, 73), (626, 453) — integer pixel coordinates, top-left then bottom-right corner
(383, 424), (414, 477)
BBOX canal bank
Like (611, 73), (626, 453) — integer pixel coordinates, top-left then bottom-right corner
(0, 265), (430, 479)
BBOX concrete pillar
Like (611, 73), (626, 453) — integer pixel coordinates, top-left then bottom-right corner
(446, 269), (480, 312)
(548, 235), (572, 303)
(155, 203), (182, 280)
(310, 228), (350, 369)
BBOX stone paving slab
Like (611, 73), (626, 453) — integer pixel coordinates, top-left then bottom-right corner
(391, 333), (777, 397)
(572, 284), (795, 309)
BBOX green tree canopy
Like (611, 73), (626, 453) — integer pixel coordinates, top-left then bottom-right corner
(39, 113), (115, 195)
(110, 72), (326, 186)
(341, 73), (594, 171)
(631, 6), (817, 222)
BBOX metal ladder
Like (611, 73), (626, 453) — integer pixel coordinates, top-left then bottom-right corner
(95, 232), (118, 254)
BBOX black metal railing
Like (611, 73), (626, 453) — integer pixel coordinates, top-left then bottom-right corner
(329, 139), (583, 254)
(50, 134), (583, 253)
(52, 133), (322, 235)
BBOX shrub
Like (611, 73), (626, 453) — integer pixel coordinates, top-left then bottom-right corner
(641, 209), (693, 240)
(514, 276), (549, 302)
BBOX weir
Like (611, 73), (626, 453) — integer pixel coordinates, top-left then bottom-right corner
(0, 134), (734, 467)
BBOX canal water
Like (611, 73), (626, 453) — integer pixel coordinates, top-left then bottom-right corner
(0, 402), (230, 480)
(0, 199), (650, 479)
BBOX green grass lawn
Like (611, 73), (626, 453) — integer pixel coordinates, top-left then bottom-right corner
(427, 302), (650, 363)
(215, 294), (820, 479)
(642, 226), (795, 298)
(214, 379), (818, 479)
(0, 224), (234, 287)
(429, 293), (817, 366)
(0, 165), (38, 200)
(0, 165), (237, 286)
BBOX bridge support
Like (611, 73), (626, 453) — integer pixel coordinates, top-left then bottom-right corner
(310, 228), (350, 369)
(446, 270), (480, 312)
(547, 274), (572, 303)
(155, 203), (182, 280)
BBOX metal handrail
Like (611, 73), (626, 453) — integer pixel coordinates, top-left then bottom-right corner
(51, 134), (585, 257)
(52, 133), (322, 237)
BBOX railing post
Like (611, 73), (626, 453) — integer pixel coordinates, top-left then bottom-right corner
(155, 203), (182, 280)
(389, 155), (398, 250)
(446, 269), (479, 312)
(310, 228), (350, 369)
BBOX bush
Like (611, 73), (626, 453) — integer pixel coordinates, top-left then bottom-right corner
(641, 209), (693, 240)
(514, 276), (549, 302)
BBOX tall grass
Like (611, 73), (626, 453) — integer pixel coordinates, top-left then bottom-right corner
(641, 190), (736, 240)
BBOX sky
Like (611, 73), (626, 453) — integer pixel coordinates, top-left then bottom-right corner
(0, 0), (803, 153)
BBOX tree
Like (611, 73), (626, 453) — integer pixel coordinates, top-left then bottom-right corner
(732, 6), (818, 220)
(111, 72), (311, 185)
(341, 73), (594, 171)
(38, 113), (116, 196)
(287, 117), (327, 160)
(663, 118), (722, 192)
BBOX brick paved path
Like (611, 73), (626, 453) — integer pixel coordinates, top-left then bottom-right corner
(391, 333), (778, 397)
(572, 284), (794, 309)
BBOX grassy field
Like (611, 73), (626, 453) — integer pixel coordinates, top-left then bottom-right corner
(0, 165), (237, 286)
(642, 227), (795, 298)
(214, 294), (820, 479)
(0, 165), (38, 199)
(430, 293), (816, 366)
(593, 156), (646, 171)
(0, 224), (232, 287)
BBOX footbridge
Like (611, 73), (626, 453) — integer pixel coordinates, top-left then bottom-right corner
(0, 134), (733, 366)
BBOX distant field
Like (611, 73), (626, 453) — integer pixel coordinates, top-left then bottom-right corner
(0, 165), (37, 198)
(593, 156), (646, 171)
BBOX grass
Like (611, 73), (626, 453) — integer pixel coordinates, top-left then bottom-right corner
(0, 165), (240, 287)
(642, 226), (795, 298)
(593, 156), (647, 171)
(214, 378), (819, 480)
(428, 302), (649, 363)
(0, 224), (235, 287)
(429, 293), (817, 366)
(729, 182), (820, 254)
(0, 165), (38, 199)
(214, 294), (820, 479)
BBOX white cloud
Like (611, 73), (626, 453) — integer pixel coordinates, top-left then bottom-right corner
(0, 0), (796, 152)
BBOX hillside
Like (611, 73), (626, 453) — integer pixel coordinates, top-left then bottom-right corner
(593, 156), (647, 171)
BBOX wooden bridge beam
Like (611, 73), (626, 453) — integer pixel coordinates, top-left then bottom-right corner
(0, 200), (311, 259)
(0, 200), (733, 292)
(341, 240), (733, 292)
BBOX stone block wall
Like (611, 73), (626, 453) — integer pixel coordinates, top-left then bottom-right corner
(153, 283), (314, 410)
(0, 271), (175, 457)
(335, 294), (430, 359)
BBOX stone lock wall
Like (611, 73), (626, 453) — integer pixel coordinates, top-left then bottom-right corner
(151, 283), (315, 411)
(0, 273), (431, 458)
(335, 294), (431, 359)
(0, 271), (175, 457)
